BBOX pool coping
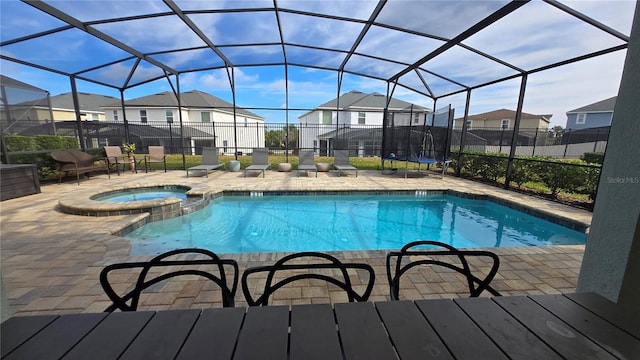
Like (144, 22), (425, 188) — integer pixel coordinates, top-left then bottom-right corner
(103, 188), (590, 237)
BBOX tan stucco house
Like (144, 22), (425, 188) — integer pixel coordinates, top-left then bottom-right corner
(455, 109), (551, 130)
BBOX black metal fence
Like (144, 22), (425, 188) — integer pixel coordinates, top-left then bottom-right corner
(450, 127), (609, 158)
(2, 120), (610, 160)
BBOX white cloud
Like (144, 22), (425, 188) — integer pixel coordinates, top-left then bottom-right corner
(198, 68), (260, 89)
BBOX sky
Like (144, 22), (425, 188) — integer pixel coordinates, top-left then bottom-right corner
(1, 0), (636, 127)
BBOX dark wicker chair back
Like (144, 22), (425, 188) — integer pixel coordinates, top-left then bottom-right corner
(100, 248), (239, 311)
(242, 252), (375, 306)
(386, 240), (501, 300)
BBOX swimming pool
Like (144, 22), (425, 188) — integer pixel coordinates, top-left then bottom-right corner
(125, 193), (587, 255)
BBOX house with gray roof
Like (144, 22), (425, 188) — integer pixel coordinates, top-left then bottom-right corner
(49, 92), (120, 121)
(298, 90), (429, 155)
(299, 90), (429, 127)
(102, 90), (265, 154)
(102, 90), (262, 124)
(565, 96), (616, 130)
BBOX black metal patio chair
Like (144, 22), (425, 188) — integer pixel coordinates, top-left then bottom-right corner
(100, 248), (239, 311)
(241, 252), (375, 306)
(386, 240), (501, 300)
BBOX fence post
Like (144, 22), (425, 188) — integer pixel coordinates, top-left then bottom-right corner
(563, 129), (571, 158)
(211, 120), (218, 148)
(169, 122), (174, 154)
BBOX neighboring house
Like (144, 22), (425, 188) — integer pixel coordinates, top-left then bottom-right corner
(49, 92), (120, 121)
(298, 90), (430, 155)
(565, 96), (616, 130)
(102, 90), (265, 154)
(452, 109), (551, 147)
(0, 75), (52, 129)
(299, 90), (430, 127)
(454, 109), (551, 130)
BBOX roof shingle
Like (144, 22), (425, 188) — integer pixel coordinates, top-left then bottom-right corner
(567, 96), (617, 113)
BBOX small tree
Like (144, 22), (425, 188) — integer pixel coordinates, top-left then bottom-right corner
(546, 126), (564, 145)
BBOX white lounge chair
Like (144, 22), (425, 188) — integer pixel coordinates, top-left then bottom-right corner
(186, 147), (224, 177)
(333, 149), (358, 177)
(297, 150), (317, 177)
(244, 148), (271, 177)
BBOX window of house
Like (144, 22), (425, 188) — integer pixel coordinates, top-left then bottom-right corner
(501, 119), (509, 129)
(413, 114), (420, 124)
(165, 110), (173, 123)
(91, 113), (99, 121)
(466, 120), (473, 130)
(244, 117), (248, 127)
(358, 112), (366, 124)
(322, 111), (332, 125)
(140, 110), (147, 123)
(576, 113), (586, 124)
(112, 110), (118, 121)
(201, 112), (210, 123)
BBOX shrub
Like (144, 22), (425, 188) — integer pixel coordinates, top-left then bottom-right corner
(4, 135), (78, 152)
(580, 152), (604, 164)
(576, 166), (601, 201)
(456, 150), (599, 203)
(458, 151), (507, 182)
(510, 158), (539, 187)
(4, 135), (80, 180)
(536, 159), (588, 197)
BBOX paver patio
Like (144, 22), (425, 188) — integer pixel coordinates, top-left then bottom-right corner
(0, 168), (591, 318)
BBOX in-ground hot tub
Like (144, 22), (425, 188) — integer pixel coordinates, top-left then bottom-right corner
(58, 185), (215, 227)
(93, 186), (188, 202)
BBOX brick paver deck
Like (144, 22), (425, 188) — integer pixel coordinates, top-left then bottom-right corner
(0, 168), (591, 318)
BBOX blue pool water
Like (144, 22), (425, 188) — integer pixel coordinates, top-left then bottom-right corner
(125, 194), (587, 255)
(96, 188), (187, 202)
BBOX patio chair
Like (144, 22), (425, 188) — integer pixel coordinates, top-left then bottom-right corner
(244, 148), (271, 177)
(144, 146), (167, 173)
(297, 150), (317, 177)
(104, 145), (128, 175)
(241, 251), (375, 306)
(100, 248), (239, 311)
(186, 147), (224, 177)
(50, 149), (110, 185)
(333, 149), (358, 177)
(386, 240), (501, 300)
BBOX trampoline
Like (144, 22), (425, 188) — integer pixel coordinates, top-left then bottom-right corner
(382, 105), (454, 178)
